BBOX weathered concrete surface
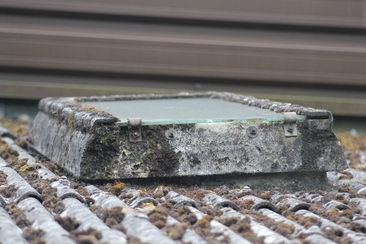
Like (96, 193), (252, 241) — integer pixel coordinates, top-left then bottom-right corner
(32, 97), (118, 179)
(32, 92), (347, 187)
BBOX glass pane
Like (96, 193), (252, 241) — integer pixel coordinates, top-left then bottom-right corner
(84, 98), (304, 125)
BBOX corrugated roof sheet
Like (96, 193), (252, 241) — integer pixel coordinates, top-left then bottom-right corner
(1, 122), (366, 243)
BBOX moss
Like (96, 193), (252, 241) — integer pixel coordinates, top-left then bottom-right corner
(19, 163), (31, 172)
(338, 209), (353, 219)
(73, 228), (102, 241)
(338, 171), (353, 180)
(231, 190), (253, 199)
(6, 203), (31, 229)
(322, 225), (349, 243)
(148, 206), (168, 229)
(90, 205), (106, 221)
(111, 181), (126, 196)
(105, 218), (126, 233)
(162, 223), (187, 240)
(152, 191), (164, 198)
(90, 205), (125, 231)
(8, 158), (27, 172)
(81, 105), (98, 112)
(138, 189), (147, 197)
(42, 196), (65, 214)
(196, 215), (212, 228)
(338, 132), (366, 152)
(76, 185), (90, 199)
(80, 125), (120, 179)
(22, 227), (45, 244)
(283, 210), (321, 228)
(349, 222), (366, 233)
(193, 215), (213, 238)
(0, 170), (8, 185)
(0, 138), (19, 160)
(237, 199), (254, 210)
(16, 137), (30, 151)
(128, 237), (149, 244)
(74, 235), (99, 244)
(169, 206), (197, 225)
(0, 117), (31, 137)
(38, 160), (60, 175)
(233, 217), (264, 244)
(67, 112), (74, 128)
(277, 203), (289, 214)
(54, 215), (80, 232)
(273, 222), (295, 237)
(339, 236), (352, 244)
(259, 191), (271, 200)
(338, 185), (351, 193)
(218, 216), (239, 227)
(212, 185), (230, 195)
(105, 206), (124, 223)
(0, 184), (18, 198)
(200, 206), (223, 217)
(309, 206), (325, 216)
(237, 222), (251, 233)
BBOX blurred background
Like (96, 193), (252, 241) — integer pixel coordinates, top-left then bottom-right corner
(0, 0), (365, 133)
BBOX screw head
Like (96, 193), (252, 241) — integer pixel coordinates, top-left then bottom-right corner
(165, 128), (177, 139)
(246, 126), (259, 138)
(132, 131), (140, 138)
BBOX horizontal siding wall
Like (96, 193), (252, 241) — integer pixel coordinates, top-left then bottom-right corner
(0, 0), (365, 116)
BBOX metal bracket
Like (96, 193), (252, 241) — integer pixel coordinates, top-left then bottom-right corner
(128, 118), (142, 142)
(283, 112), (297, 137)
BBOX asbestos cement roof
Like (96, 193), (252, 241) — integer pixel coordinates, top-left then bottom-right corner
(1, 119), (366, 244)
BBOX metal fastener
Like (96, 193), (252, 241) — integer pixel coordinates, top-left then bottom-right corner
(128, 118), (142, 142)
(283, 112), (298, 137)
(246, 126), (259, 138)
(165, 128), (177, 139)
(132, 131), (140, 139)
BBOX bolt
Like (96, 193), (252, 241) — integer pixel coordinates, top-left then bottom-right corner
(132, 131), (140, 138)
(246, 126), (259, 138)
(250, 128), (257, 135)
(287, 126), (294, 133)
(165, 129), (177, 139)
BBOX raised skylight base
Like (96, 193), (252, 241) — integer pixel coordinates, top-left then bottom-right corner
(32, 92), (346, 189)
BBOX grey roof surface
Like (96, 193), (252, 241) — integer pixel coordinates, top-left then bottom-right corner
(1, 124), (366, 243)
